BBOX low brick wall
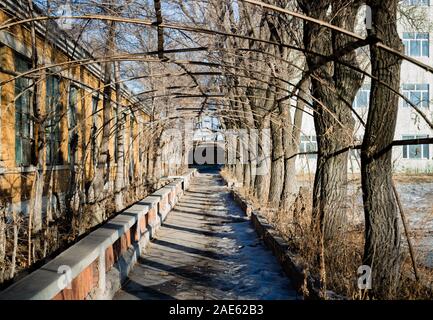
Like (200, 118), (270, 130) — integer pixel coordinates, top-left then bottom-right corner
(0, 169), (197, 300)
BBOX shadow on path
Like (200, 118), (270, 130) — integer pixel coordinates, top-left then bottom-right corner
(114, 170), (299, 300)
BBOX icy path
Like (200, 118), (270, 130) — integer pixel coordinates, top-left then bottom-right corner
(114, 171), (299, 300)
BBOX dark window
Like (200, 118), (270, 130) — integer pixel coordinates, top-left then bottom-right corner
(402, 135), (430, 159)
(114, 108), (118, 163)
(68, 85), (79, 163)
(402, 84), (429, 108)
(46, 75), (63, 165)
(14, 53), (34, 166)
(130, 115), (135, 163)
(91, 96), (99, 165)
(403, 32), (430, 57)
(129, 115), (136, 182)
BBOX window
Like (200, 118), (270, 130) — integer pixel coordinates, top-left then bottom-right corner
(130, 115), (135, 163)
(46, 75), (63, 165)
(403, 32), (429, 57)
(403, 0), (430, 5)
(299, 135), (317, 159)
(91, 96), (99, 165)
(68, 86), (79, 163)
(137, 121), (141, 164)
(353, 84), (371, 108)
(15, 53), (34, 166)
(402, 135), (430, 159)
(114, 107), (119, 163)
(402, 84), (429, 108)
(129, 115), (136, 183)
(138, 124), (143, 163)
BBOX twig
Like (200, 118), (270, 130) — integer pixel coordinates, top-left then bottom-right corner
(391, 180), (419, 282)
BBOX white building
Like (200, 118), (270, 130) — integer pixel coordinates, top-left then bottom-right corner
(297, 1), (433, 174)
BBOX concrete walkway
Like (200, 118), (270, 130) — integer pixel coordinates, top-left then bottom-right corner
(114, 171), (299, 300)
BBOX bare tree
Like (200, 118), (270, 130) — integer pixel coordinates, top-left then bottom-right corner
(298, 0), (364, 241)
(361, 0), (403, 299)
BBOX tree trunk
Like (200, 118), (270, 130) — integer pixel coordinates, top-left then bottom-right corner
(26, 0), (42, 233)
(254, 114), (272, 203)
(10, 212), (17, 279)
(300, 1), (363, 241)
(248, 127), (258, 191)
(235, 131), (244, 183)
(0, 210), (5, 282)
(268, 112), (284, 206)
(152, 125), (163, 184)
(281, 77), (310, 209)
(91, 21), (116, 208)
(241, 98), (256, 190)
(361, 0), (403, 298)
(26, 0), (45, 266)
(312, 112), (352, 239)
(114, 62), (125, 212)
(147, 124), (156, 184)
(240, 120), (251, 189)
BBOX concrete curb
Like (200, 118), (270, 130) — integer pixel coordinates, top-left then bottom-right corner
(0, 169), (197, 300)
(225, 181), (323, 300)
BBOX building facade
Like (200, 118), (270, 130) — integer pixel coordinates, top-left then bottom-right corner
(297, 1), (433, 174)
(0, 0), (150, 217)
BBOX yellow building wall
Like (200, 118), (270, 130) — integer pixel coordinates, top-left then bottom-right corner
(0, 8), (149, 211)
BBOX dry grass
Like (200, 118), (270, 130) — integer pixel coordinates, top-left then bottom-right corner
(221, 168), (433, 299)
(262, 189), (365, 299)
(345, 173), (433, 184)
